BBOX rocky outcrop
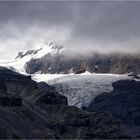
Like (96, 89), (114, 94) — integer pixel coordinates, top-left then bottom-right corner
(86, 79), (140, 138)
(15, 49), (42, 59)
(36, 91), (68, 105)
(0, 67), (37, 97)
(0, 67), (128, 139)
(37, 82), (55, 91)
(113, 79), (140, 93)
(62, 112), (121, 139)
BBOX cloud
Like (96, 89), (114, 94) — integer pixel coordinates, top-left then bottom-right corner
(0, 1), (140, 58)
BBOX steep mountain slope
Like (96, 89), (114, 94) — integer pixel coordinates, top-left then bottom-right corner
(0, 41), (64, 74)
(0, 67), (128, 139)
(86, 79), (140, 138)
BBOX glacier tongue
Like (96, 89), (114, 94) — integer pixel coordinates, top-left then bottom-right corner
(32, 73), (129, 108)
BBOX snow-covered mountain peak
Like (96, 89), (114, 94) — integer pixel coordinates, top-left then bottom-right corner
(0, 40), (65, 74)
(16, 40), (64, 60)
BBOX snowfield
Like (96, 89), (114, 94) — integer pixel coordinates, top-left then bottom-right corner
(0, 55), (32, 74)
(32, 73), (129, 108)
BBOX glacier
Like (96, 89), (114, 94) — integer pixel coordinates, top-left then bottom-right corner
(0, 56), (130, 109)
(0, 40), (131, 109)
(32, 72), (129, 108)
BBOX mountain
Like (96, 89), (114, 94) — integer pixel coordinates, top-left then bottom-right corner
(85, 79), (140, 138)
(0, 40), (140, 75)
(16, 41), (64, 59)
(0, 67), (129, 139)
(0, 40), (65, 74)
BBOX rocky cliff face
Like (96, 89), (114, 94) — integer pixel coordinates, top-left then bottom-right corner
(0, 67), (128, 139)
(0, 67), (37, 97)
(86, 79), (140, 138)
(25, 53), (140, 74)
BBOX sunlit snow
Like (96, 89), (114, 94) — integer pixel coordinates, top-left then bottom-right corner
(0, 41), (64, 74)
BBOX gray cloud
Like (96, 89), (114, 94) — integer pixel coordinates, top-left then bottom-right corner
(0, 1), (140, 58)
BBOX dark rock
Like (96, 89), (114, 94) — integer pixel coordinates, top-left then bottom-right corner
(36, 91), (68, 105)
(0, 67), (37, 97)
(51, 107), (125, 139)
(0, 126), (8, 139)
(87, 80), (140, 125)
(25, 53), (140, 74)
(0, 95), (22, 107)
(15, 52), (24, 59)
(75, 69), (86, 74)
(0, 67), (128, 139)
(112, 79), (140, 92)
(37, 82), (55, 91)
(15, 50), (40, 59)
(0, 78), (7, 91)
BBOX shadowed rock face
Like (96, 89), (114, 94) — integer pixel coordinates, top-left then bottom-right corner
(0, 67), (129, 139)
(0, 95), (22, 107)
(25, 53), (140, 74)
(36, 91), (68, 105)
(0, 67), (37, 97)
(86, 79), (140, 138)
(113, 79), (140, 93)
(0, 79), (7, 92)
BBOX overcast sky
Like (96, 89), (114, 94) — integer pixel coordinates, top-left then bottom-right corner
(0, 1), (140, 58)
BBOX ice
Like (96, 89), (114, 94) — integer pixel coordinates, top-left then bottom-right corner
(32, 73), (129, 108)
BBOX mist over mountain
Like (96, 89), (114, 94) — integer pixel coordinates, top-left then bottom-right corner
(0, 40), (139, 75)
(25, 44), (140, 75)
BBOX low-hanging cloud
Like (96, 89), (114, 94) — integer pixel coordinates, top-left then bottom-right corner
(0, 1), (140, 58)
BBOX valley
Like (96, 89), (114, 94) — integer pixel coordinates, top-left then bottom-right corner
(32, 73), (129, 108)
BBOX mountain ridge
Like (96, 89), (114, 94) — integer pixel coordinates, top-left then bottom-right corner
(0, 40), (140, 75)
